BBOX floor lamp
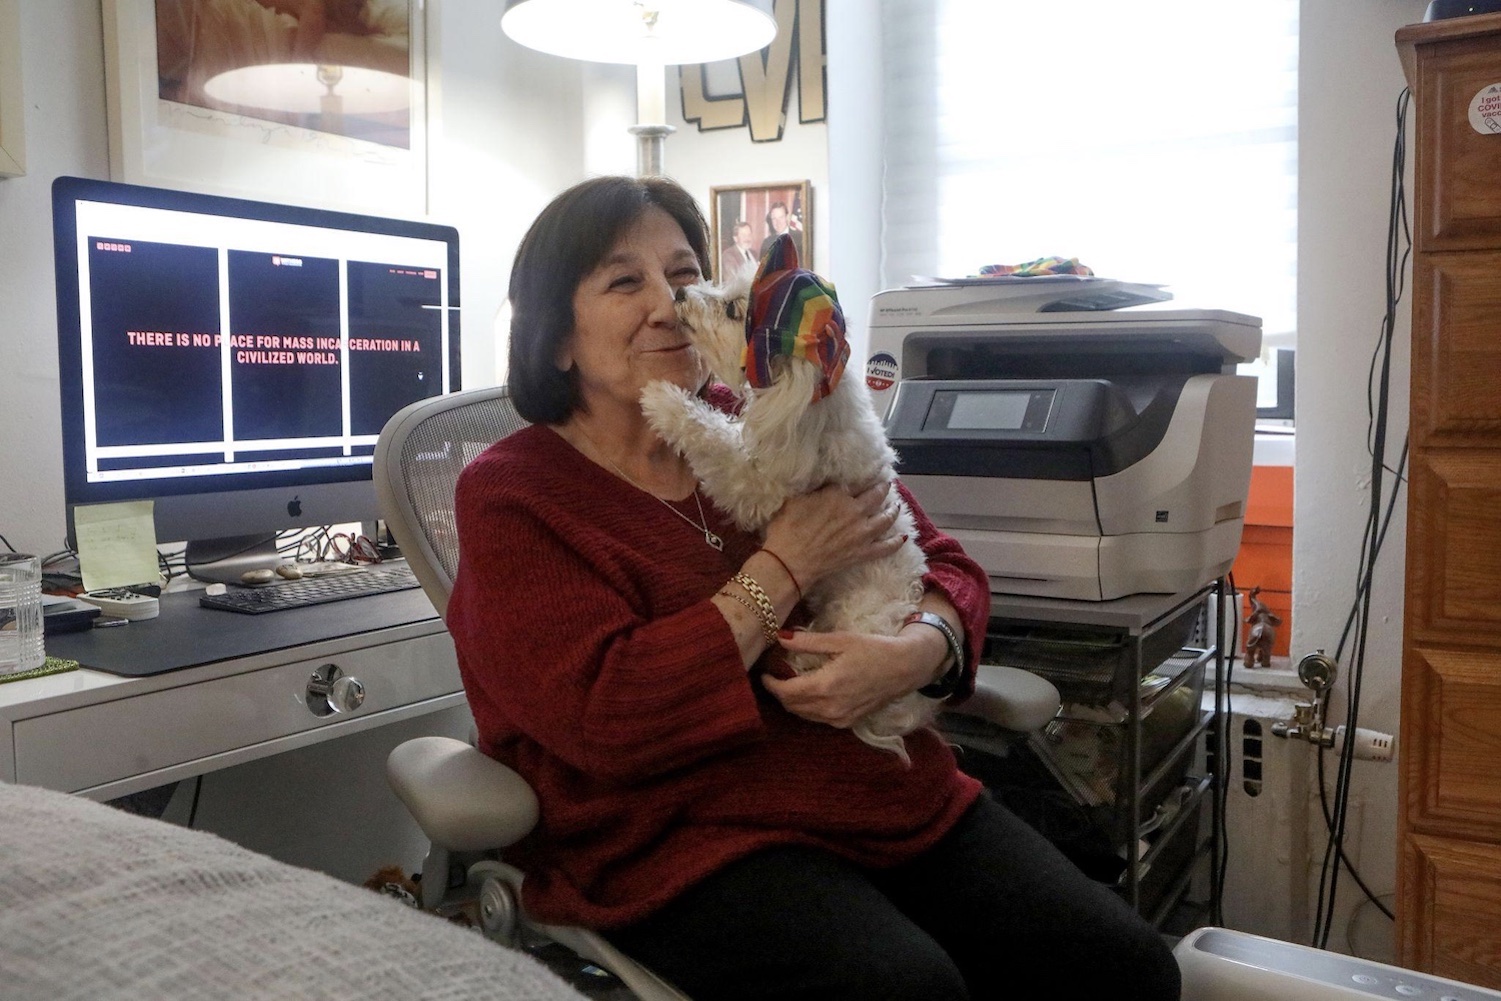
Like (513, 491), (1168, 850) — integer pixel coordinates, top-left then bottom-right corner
(501, 0), (776, 176)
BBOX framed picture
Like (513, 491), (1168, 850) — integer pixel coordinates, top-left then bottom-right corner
(102, 0), (429, 216)
(0, 0), (24, 177)
(708, 180), (812, 283)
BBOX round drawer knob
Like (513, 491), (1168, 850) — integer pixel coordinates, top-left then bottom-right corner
(306, 663), (367, 717)
(329, 675), (366, 713)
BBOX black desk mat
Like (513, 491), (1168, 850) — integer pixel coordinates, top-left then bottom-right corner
(45, 588), (441, 677)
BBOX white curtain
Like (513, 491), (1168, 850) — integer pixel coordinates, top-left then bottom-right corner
(879, 0), (1299, 349)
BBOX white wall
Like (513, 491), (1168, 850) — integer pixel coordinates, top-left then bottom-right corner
(1292, 0), (1425, 959)
(825, 0), (882, 362)
(0, 0), (110, 557)
(427, 0), (587, 392)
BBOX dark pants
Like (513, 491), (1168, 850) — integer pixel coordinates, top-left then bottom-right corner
(606, 793), (1181, 1001)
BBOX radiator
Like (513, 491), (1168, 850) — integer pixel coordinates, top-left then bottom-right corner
(1206, 690), (1313, 945)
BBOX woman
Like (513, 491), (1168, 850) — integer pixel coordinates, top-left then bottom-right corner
(446, 175), (1179, 1001)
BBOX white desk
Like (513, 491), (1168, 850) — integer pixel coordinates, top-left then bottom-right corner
(0, 588), (463, 801)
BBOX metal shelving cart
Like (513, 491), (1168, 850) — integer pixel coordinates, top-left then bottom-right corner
(946, 581), (1226, 927)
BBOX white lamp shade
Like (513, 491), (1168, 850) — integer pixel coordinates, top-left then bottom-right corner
(204, 63), (411, 115)
(501, 0), (776, 65)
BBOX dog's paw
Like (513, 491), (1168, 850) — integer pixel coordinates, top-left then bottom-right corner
(785, 648), (828, 678)
(639, 381), (702, 440)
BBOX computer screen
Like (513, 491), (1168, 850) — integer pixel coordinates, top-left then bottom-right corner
(52, 176), (460, 578)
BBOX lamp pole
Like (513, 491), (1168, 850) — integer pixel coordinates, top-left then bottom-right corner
(629, 60), (673, 176)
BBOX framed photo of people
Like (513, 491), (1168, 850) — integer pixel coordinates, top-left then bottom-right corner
(101, 0), (429, 215)
(708, 181), (812, 283)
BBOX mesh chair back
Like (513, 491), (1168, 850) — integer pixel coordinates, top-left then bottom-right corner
(374, 386), (530, 618)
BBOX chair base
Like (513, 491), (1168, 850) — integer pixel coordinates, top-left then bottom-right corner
(407, 847), (689, 1000)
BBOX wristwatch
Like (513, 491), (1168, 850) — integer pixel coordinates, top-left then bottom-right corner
(905, 611), (965, 699)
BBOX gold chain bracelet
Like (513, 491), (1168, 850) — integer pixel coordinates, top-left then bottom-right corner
(727, 571), (779, 644)
(717, 590), (775, 644)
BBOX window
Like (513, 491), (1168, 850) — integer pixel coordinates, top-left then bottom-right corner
(879, 0), (1299, 409)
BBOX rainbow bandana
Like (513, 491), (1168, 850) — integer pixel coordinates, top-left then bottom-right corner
(743, 233), (850, 402)
(976, 256), (1094, 277)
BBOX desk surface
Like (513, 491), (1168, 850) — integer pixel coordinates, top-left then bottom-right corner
(46, 587), (441, 677)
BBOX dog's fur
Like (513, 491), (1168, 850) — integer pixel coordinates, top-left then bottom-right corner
(640, 276), (938, 761)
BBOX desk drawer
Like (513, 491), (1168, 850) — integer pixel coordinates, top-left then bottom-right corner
(13, 633), (460, 792)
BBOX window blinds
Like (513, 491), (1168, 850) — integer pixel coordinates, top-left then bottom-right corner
(879, 0), (1299, 345)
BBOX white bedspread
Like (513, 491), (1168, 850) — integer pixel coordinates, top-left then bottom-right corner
(0, 781), (586, 1001)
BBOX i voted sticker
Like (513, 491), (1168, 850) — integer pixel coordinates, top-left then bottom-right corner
(866, 352), (898, 392)
(1470, 83), (1501, 135)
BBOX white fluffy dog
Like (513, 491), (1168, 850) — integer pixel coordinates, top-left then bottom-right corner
(640, 236), (938, 761)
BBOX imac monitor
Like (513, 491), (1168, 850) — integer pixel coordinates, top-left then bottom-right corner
(52, 176), (461, 582)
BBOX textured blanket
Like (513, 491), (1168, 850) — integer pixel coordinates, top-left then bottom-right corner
(0, 781), (585, 1001)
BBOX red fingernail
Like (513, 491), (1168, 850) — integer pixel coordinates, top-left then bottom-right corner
(777, 629), (795, 639)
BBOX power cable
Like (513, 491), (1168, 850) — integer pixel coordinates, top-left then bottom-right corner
(1317, 749), (1396, 920)
(1312, 85), (1410, 949)
(1211, 574), (1238, 927)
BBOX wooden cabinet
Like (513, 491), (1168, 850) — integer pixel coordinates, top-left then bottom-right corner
(1397, 14), (1501, 988)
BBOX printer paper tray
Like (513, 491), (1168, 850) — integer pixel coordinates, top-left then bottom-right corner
(948, 522), (1242, 602)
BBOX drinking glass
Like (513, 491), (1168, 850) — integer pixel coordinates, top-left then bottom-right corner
(0, 553), (45, 674)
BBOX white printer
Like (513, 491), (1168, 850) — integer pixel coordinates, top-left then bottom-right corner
(867, 283), (1262, 601)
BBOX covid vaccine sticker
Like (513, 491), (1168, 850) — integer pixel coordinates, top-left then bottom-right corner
(1471, 83), (1501, 135)
(866, 352), (898, 392)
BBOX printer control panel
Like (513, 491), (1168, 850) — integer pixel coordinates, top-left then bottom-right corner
(887, 378), (1136, 445)
(924, 386), (1055, 433)
(885, 377), (1190, 483)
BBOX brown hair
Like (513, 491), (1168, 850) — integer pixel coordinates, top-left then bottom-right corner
(506, 176), (711, 424)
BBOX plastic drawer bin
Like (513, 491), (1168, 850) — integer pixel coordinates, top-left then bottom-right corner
(1134, 800), (1203, 922)
(982, 603), (1202, 709)
(1026, 652), (1209, 844)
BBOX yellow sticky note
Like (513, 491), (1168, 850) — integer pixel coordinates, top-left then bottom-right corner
(74, 500), (159, 592)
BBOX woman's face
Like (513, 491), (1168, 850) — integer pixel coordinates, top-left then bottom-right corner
(560, 206), (707, 417)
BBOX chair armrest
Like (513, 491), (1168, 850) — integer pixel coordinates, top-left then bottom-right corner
(943, 664), (1060, 733)
(387, 736), (540, 851)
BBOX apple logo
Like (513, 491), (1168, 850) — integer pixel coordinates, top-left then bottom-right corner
(287, 495), (302, 518)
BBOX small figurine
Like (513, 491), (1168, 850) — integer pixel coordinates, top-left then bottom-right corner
(1244, 586), (1283, 670)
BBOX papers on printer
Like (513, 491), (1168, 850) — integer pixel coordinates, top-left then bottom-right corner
(867, 285), (1261, 601)
(907, 275), (1174, 313)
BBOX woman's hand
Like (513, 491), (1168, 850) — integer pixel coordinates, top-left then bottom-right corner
(761, 628), (935, 728)
(761, 480), (904, 592)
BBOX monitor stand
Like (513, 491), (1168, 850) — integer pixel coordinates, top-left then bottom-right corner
(184, 534), (283, 585)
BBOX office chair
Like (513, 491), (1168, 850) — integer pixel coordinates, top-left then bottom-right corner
(374, 385), (1061, 1001)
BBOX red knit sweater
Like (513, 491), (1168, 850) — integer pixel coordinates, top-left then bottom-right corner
(446, 416), (989, 929)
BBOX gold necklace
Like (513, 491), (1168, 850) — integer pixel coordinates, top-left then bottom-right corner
(571, 424), (724, 552)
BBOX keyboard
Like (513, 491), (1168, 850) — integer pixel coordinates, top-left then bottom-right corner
(199, 563), (422, 615)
